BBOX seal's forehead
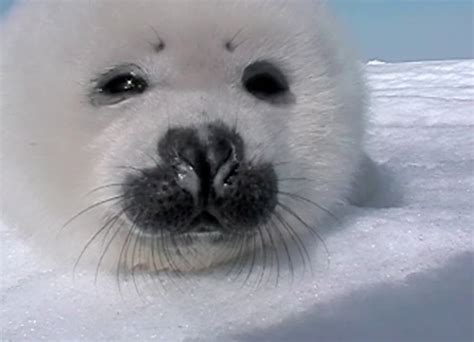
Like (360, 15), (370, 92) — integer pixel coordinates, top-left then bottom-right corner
(84, 0), (319, 39)
(6, 0), (321, 40)
(3, 0), (328, 78)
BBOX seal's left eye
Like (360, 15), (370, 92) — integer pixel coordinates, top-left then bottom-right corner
(91, 64), (149, 106)
(242, 60), (291, 105)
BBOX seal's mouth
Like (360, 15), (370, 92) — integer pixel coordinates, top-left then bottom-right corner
(174, 211), (228, 245)
(188, 211), (222, 234)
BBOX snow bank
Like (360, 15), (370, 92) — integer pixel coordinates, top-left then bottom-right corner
(1, 60), (473, 341)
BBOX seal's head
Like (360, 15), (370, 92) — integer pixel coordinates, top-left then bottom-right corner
(1, 1), (366, 273)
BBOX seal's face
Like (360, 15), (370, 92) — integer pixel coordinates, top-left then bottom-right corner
(1, 1), (365, 272)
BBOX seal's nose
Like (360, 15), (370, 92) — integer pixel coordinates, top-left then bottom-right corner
(157, 123), (244, 202)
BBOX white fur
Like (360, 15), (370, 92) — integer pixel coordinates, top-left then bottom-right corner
(0, 1), (368, 272)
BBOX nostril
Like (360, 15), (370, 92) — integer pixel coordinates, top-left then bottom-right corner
(206, 124), (244, 179)
(220, 143), (234, 166)
(207, 137), (235, 174)
(223, 162), (239, 186)
(158, 127), (201, 167)
(213, 160), (240, 197)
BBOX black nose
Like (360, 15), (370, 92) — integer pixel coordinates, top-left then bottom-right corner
(157, 123), (244, 201)
(122, 122), (277, 235)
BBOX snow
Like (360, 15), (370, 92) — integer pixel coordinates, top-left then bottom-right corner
(1, 59), (473, 341)
(367, 60), (387, 66)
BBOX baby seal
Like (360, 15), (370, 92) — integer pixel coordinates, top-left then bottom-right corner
(0, 1), (370, 274)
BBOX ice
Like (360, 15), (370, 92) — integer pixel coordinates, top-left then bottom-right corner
(1, 60), (473, 341)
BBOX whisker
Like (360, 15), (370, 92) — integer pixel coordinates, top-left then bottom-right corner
(276, 202), (330, 269)
(100, 211), (124, 248)
(131, 223), (145, 299)
(141, 224), (161, 295)
(277, 177), (314, 183)
(157, 230), (185, 291)
(278, 191), (338, 222)
(219, 233), (241, 276)
(171, 234), (194, 272)
(150, 234), (165, 291)
(221, 234), (242, 273)
(226, 233), (248, 280)
(73, 209), (126, 278)
(272, 160), (292, 168)
(84, 183), (124, 197)
(263, 219), (280, 286)
(274, 209), (312, 275)
(139, 226), (153, 292)
(143, 150), (160, 167)
(113, 165), (151, 178)
(272, 213), (295, 282)
(116, 211), (139, 297)
(160, 231), (185, 281)
(243, 233), (258, 286)
(60, 195), (126, 234)
(94, 209), (129, 286)
(254, 225), (268, 287)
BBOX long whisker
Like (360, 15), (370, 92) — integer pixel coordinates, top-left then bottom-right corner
(254, 224), (268, 287)
(94, 208), (129, 285)
(278, 191), (338, 221)
(226, 233), (248, 279)
(60, 195), (126, 234)
(84, 183), (124, 197)
(157, 230), (183, 291)
(116, 211), (140, 297)
(143, 150), (160, 167)
(277, 202), (330, 269)
(113, 165), (151, 178)
(73, 208), (126, 278)
(131, 223), (145, 299)
(263, 219), (280, 286)
(170, 234), (194, 272)
(160, 231), (185, 280)
(274, 209), (312, 275)
(243, 233), (258, 286)
(271, 212), (294, 282)
(147, 233), (171, 293)
(150, 234), (165, 291)
(277, 177), (314, 183)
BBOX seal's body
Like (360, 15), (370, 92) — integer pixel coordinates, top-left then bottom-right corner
(1, 1), (369, 273)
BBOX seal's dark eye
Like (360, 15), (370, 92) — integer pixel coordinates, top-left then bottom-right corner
(100, 73), (147, 95)
(91, 64), (149, 106)
(242, 61), (291, 104)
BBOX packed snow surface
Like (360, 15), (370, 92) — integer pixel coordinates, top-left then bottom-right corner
(1, 60), (473, 341)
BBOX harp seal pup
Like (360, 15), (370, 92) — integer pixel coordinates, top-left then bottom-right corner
(0, 1), (373, 274)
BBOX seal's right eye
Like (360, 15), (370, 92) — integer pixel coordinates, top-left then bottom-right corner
(91, 64), (149, 106)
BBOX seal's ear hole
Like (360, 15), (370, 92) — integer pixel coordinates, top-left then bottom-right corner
(242, 61), (290, 103)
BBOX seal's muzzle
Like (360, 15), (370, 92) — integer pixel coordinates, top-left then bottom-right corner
(122, 122), (278, 236)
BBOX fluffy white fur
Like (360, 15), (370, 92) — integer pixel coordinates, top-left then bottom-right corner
(0, 1), (369, 273)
